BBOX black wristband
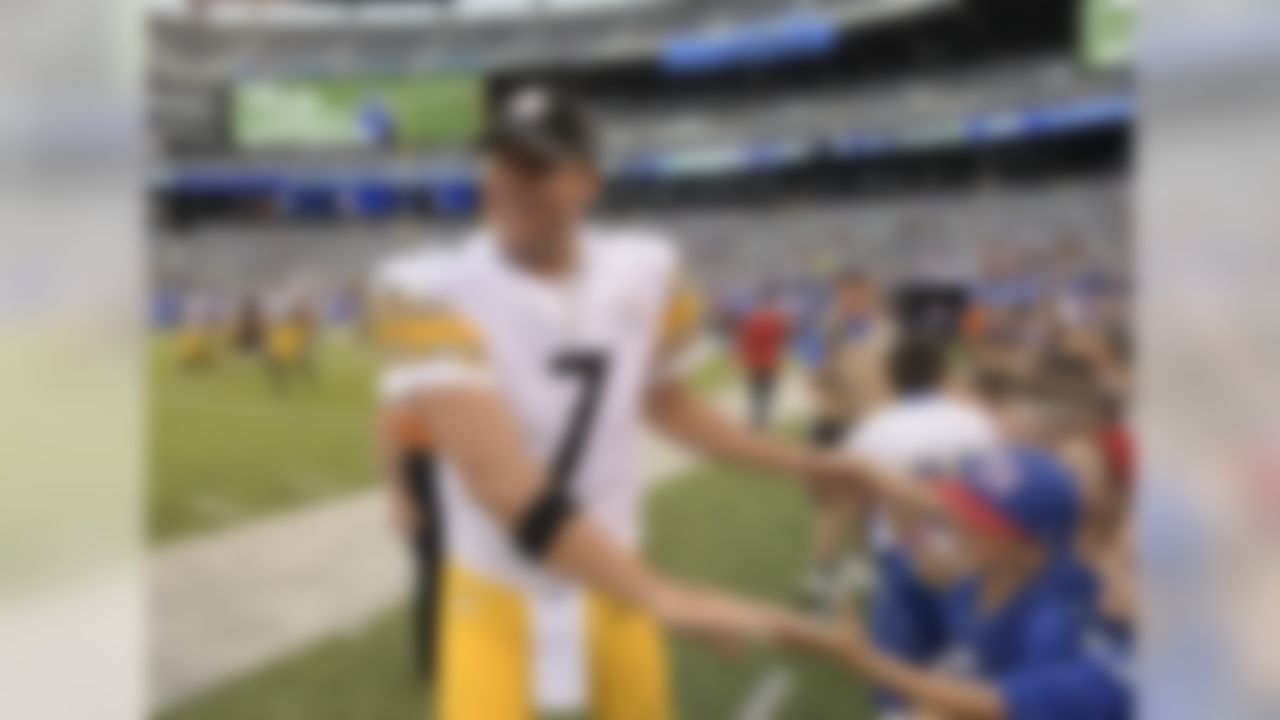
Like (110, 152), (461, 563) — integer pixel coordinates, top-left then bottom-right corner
(515, 491), (579, 560)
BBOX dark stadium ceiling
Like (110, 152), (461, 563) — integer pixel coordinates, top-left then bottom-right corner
(148, 0), (967, 83)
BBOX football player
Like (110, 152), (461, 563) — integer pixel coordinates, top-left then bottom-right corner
(264, 295), (310, 393)
(373, 86), (854, 720)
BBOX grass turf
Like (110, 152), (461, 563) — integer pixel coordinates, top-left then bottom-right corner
(150, 334), (380, 544)
(158, 462), (869, 720)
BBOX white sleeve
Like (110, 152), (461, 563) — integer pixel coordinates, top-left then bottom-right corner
(372, 257), (493, 404)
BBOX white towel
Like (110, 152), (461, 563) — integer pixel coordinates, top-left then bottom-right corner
(530, 582), (589, 714)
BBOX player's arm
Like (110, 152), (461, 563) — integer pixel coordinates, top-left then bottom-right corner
(644, 272), (824, 482)
(640, 271), (901, 502)
(647, 378), (815, 478)
(648, 371), (955, 526)
(644, 275), (900, 503)
(835, 451), (951, 523)
(782, 614), (1007, 720)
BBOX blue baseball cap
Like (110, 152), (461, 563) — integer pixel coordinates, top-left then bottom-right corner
(937, 447), (1081, 547)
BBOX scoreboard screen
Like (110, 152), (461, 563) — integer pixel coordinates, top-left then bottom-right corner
(1081, 0), (1137, 69)
(231, 74), (483, 150)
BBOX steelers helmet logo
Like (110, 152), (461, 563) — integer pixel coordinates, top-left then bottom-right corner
(509, 86), (551, 123)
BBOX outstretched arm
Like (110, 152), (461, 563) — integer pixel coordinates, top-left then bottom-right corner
(644, 269), (869, 500)
(833, 451), (951, 524)
(782, 614), (1006, 720)
(646, 378), (814, 479)
(644, 267), (817, 481)
(646, 377), (956, 518)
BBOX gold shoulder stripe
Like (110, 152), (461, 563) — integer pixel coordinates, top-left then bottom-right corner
(373, 292), (485, 363)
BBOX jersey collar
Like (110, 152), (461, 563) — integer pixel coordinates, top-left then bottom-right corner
(473, 226), (596, 335)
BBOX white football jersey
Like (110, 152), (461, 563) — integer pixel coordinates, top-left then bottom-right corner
(373, 227), (701, 590)
(845, 393), (1002, 553)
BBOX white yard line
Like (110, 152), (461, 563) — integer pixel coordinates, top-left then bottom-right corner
(150, 373), (812, 711)
(735, 667), (795, 720)
(151, 493), (403, 710)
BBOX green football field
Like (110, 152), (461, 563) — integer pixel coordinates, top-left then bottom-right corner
(150, 334), (381, 543)
(151, 335), (869, 719)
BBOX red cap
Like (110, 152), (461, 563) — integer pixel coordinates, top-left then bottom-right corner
(936, 480), (1029, 543)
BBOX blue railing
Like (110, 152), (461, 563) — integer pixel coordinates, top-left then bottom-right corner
(159, 93), (1132, 219)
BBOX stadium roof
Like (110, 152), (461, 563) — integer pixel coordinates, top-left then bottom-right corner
(151, 0), (958, 78)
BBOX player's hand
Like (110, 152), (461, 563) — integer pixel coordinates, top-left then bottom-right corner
(800, 451), (875, 504)
(649, 582), (792, 657)
(776, 606), (872, 667)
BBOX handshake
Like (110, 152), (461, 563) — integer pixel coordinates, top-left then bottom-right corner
(642, 449), (889, 662)
(547, 446), (900, 668)
(647, 577), (865, 661)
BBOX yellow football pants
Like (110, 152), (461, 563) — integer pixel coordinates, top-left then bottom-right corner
(436, 564), (672, 720)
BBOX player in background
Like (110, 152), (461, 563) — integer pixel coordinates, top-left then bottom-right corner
(373, 86), (859, 720)
(230, 296), (264, 356)
(782, 448), (1132, 720)
(845, 337), (1003, 712)
(264, 294), (312, 394)
(734, 286), (792, 429)
(801, 268), (896, 610)
(176, 291), (218, 371)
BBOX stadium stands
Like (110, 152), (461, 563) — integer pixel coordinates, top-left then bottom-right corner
(153, 178), (1127, 304)
(599, 58), (1122, 155)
